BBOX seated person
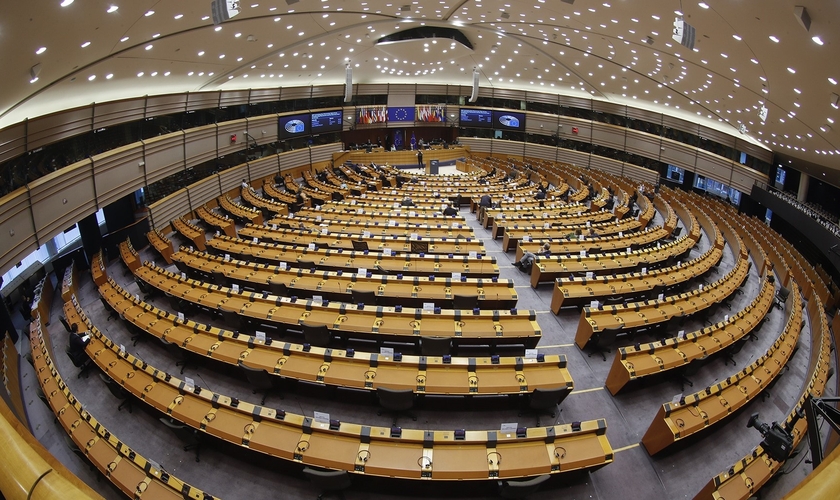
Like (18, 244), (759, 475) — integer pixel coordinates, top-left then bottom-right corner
(535, 190), (547, 200)
(400, 196), (415, 207)
(588, 227), (600, 237)
(67, 323), (91, 366)
(566, 228), (583, 239)
(442, 204), (458, 217)
(241, 179), (250, 190)
(516, 242), (551, 271)
(479, 194), (493, 208)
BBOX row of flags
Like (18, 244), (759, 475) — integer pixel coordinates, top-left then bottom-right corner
(356, 106), (387, 124)
(356, 105), (447, 124)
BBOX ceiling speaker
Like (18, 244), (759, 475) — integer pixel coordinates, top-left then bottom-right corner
(794, 6), (811, 32)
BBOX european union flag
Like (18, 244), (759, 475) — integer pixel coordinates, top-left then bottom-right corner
(387, 107), (415, 122)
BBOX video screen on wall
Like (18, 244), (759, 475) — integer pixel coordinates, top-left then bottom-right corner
(775, 167), (786, 190)
(311, 110), (343, 133)
(278, 113), (311, 139)
(459, 108), (493, 128)
(491, 110), (526, 131)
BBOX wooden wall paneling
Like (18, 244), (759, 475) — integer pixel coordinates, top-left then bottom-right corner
(145, 93), (189, 118)
(591, 122), (626, 150)
(624, 106), (662, 123)
(310, 143), (342, 165)
(523, 143), (557, 162)
(557, 116), (591, 141)
(660, 139), (697, 170)
(730, 164), (766, 193)
(458, 137), (491, 153)
(219, 163), (249, 194)
(29, 160), (96, 243)
(660, 114), (699, 138)
(357, 84), (389, 96)
(557, 95), (593, 109)
(525, 92), (559, 105)
(0, 188), (38, 276)
(91, 143), (146, 208)
(491, 88), (526, 101)
(698, 125), (737, 148)
(387, 84), (415, 96)
(694, 149), (735, 182)
(184, 124), (218, 168)
(279, 86), (312, 100)
(248, 156), (280, 181)
(310, 85), (343, 98)
(187, 177), (221, 211)
(143, 133), (186, 185)
(416, 84), (449, 95)
(524, 112), (559, 135)
(149, 188), (190, 231)
(621, 163), (660, 185)
(280, 149), (311, 173)
(93, 98), (145, 129)
(26, 106), (92, 151)
(735, 138), (774, 163)
(624, 129), (662, 159)
(249, 88), (281, 104)
(588, 155), (624, 178)
(492, 139), (525, 158)
(591, 101), (627, 116)
(186, 91), (220, 112)
(246, 115), (279, 145)
(556, 148), (592, 168)
(217, 119), (248, 157)
(0, 122), (26, 164)
(477, 87), (494, 99)
(219, 90), (250, 108)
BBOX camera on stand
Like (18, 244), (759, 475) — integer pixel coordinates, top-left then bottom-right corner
(747, 412), (794, 463)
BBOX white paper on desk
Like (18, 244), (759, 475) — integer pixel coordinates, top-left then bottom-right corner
(657, 242), (661, 248)
(393, 203), (399, 208)
(410, 211), (416, 217)
(253, 237), (259, 244)
(469, 251), (477, 258)
(452, 273), (462, 281)
(216, 231), (220, 237)
(314, 411), (330, 424)
(678, 330), (686, 339)
(580, 250), (587, 257)
(358, 208), (364, 214)
(672, 393), (683, 404)
(272, 224), (278, 230)
(363, 231), (371, 238)
(500, 422), (519, 433)
(279, 262), (288, 270)
(544, 222), (550, 229)
(358, 268), (367, 276)
(516, 205), (522, 210)
(178, 312), (185, 322)
(698, 284), (703, 290)
(586, 272), (594, 279)
(184, 376), (195, 389)
(312, 295), (323, 305)
(119, 344), (125, 355)
(627, 248), (632, 254)
(224, 254), (231, 261)
(590, 300), (600, 309)
(256, 331), (266, 342)
(586, 221), (591, 227)
(724, 314), (729, 321)
(423, 302), (435, 311)
(579, 235), (585, 241)
(351, 200), (357, 205)
(316, 215), (322, 222)
(525, 349), (538, 359)
(379, 347), (394, 359)
(321, 228), (329, 235)
(410, 233), (419, 240)
(389, 220), (397, 227)
(383, 248), (392, 256)
(308, 243), (316, 250)
(148, 459), (161, 472)
(658, 293), (664, 300)
(135, 294), (140, 302)
(523, 236), (532, 242)
(232, 284), (240, 293)
(641, 268), (648, 275)
(619, 231), (623, 237)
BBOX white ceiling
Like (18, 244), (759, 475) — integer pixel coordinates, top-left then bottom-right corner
(2, 0), (839, 172)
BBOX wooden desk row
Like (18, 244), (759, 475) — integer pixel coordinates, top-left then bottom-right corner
(695, 292), (832, 500)
(66, 296), (614, 481)
(100, 278), (564, 397)
(641, 281), (801, 455)
(172, 247), (517, 309)
(515, 226), (670, 263)
(146, 229), (176, 262)
(237, 225), (486, 257)
(241, 186), (289, 217)
(493, 210), (619, 242)
(134, 263), (542, 349)
(285, 218), (477, 240)
(196, 206), (236, 238)
(119, 238), (142, 273)
(171, 217), (207, 251)
(502, 215), (648, 253)
(470, 196), (568, 216)
(551, 242), (724, 313)
(605, 277), (774, 395)
(60, 261), (78, 303)
(478, 200), (583, 229)
(314, 201), (454, 217)
(206, 235), (499, 278)
(29, 316), (216, 500)
(291, 207), (467, 226)
(262, 180), (298, 205)
(531, 230), (701, 289)
(30, 276), (54, 326)
(574, 255), (751, 349)
(219, 195), (263, 226)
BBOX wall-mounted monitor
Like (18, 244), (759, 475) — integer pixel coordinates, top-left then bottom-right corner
(278, 113), (311, 139)
(459, 108), (493, 128)
(491, 110), (526, 131)
(774, 167), (786, 191)
(311, 110), (343, 133)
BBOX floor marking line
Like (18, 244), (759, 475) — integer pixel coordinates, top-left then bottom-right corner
(535, 343), (575, 349)
(612, 443), (641, 453)
(569, 387), (605, 395)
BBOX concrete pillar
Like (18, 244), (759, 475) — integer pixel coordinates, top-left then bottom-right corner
(797, 173), (809, 202)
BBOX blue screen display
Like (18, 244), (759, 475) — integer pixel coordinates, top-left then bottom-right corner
(459, 108), (493, 128)
(491, 110), (526, 131)
(311, 110), (343, 133)
(278, 113), (311, 139)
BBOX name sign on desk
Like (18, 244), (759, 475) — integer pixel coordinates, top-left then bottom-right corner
(627, 248), (632, 254)
(410, 233), (419, 240)
(379, 347), (394, 359)
(724, 314), (729, 322)
(383, 248), (393, 256)
(358, 208), (364, 214)
(579, 235), (585, 241)
(393, 203), (400, 209)
(619, 231), (623, 237)
(256, 331), (266, 342)
(363, 231), (371, 238)
(658, 293), (664, 300)
(698, 284), (703, 290)
(590, 300), (600, 309)
(314, 411), (330, 424)
(316, 215), (322, 222)
(423, 302), (435, 311)
(523, 236), (532, 242)
(672, 393), (683, 405)
(321, 228), (329, 235)
(500, 422), (519, 434)
(279, 262), (288, 270)
(216, 231), (221, 237)
(469, 251), (477, 258)
(253, 237), (259, 244)
(678, 330), (686, 339)
(308, 243), (316, 250)
(544, 222), (550, 229)
(580, 250), (587, 257)
(525, 349), (538, 359)
(586, 272), (594, 279)
(516, 205), (522, 210)
(232, 284), (240, 293)
(641, 267), (647, 275)
(178, 312), (185, 322)
(184, 377), (195, 392)
(586, 221), (591, 227)
(312, 295), (323, 305)
(119, 344), (126, 355)
(351, 200), (357, 205)
(181, 272), (188, 280)
(272, 224), (277, 230)
(452, 273), (462, 281)
(388, 220), (397, 227)
(657, 242), (661, 248)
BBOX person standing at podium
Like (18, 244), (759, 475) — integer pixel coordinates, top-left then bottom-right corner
(417, 150), (424, 167)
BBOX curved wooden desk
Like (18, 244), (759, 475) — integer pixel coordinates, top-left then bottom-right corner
(146, 229), (176, 263)
(196, 206), (236, 238)
(171, 217), (206, 252)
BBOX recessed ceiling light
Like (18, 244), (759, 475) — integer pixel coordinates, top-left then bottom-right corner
(145, 45), (153, 50)
(35, 46), (46, 54)
(829, 118), (835, 124)
(794, 88), (801, 94)
(732, 34), (741, 41)
(137, 72), (144, 77)
(202, 15), (209, 20)
(88, 75), (96, 81)
(215, 26), (222, 31)
(60, 0), (74, 6)
(145, 10), (154, 16)
(174, 14), (183, 19)
(152, 33), (160, 38)
(830, 77), (838, 85)
(769, 35), (779, 43)
(29, 77), (38, 83)
(787, 67), (796, 74)
(120, 36), (129, 42)
(164, 71), (170, 76)
(812, 36), (824, 46)
(198, 51), (205, 56)
(219, 54), (225, 58)
(105, 73), (113, 79)
(698, 2), (709, 9)
(81, 41), (91, 48)
(235, 33), (242, 37)
(107, 5), (118, 13)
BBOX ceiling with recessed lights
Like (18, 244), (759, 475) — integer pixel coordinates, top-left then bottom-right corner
(2, 0), (839, 171)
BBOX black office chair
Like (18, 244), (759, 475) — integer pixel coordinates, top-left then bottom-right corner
(99, 373), (132, 413)
(175, 260), (190, 276)
(297, 260), (317, 272)
(58, 315), (72, 333)
(663, 226), (682, 244)
(238, 361), (281, 404)
(677, 357), (708, 393)
(302, 467), (352, 500)
(66, 348), (92, 378)
(350, 289), (378, 306)
(351, 240), (369, 251)
(774, 285), (791, 310)
(166, 293), (193, 317)
(376, 387), (417, 425)
(99, 297), (117, 321)
(159, 417), (201, 462)
(587, 326), (622, 361)
(498, 474), (551, 499)
(302, 323), (332, 347)
(121, 314), (145, 346)
(63, 433), (98, 477)
(723, 337), (749, 366)
(159, 338), (191, 374)
(410, 240), (429, 254)
(135, 278), (154, 301)
(269, 281), (289, 297)
(420, 336), (452, 356)
(211, 271), (229, 287)
(519, 388), (568, 427)
(453, 295), (480, 310)
(220, 308), (250, 333)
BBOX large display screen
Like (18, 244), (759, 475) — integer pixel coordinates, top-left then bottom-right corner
(459, 108), (493, 128)
(491, 110), (526, 131)
(311, 110), (343, 133)
(278, 113), (311, 139)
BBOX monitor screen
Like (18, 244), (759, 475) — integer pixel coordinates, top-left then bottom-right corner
(774, 168), (786, 190)
(459, 108), (493, 128)
(278, 113), (311, 139)
(311, 110), (343, 133)
(491, 110), (526, 131)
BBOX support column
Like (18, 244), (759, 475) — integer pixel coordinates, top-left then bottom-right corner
(797, 172), (809, 202)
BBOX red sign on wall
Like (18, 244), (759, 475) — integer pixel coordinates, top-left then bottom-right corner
(572, 127), (579, 134)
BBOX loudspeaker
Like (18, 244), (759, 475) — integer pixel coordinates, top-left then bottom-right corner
(344, 65), (353, 102)
(794, 6), (811, 32)
(469, 69), (479, 103)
